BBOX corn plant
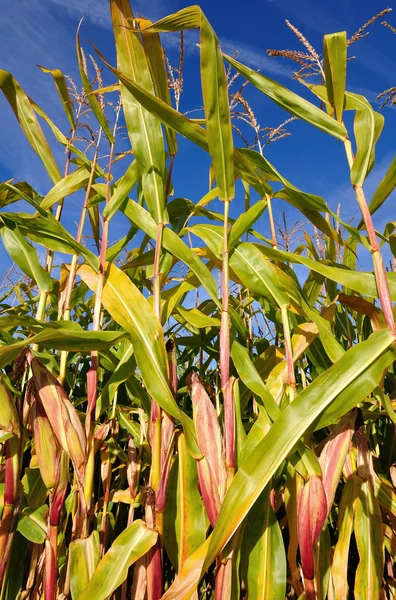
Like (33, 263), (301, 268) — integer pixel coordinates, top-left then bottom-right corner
(0, 1), (395, 599)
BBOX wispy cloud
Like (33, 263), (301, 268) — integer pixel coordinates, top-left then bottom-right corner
(0, 0), (79, 191)
(221, 39), (292, 78)
(47, 0), (174, 28)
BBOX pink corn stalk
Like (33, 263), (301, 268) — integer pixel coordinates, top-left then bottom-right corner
(156, 339), (176, 514)
(188, 371), (227, 527)
(100, 443), (112, 555)
(127, 435), (139, 525)
(0, 377), (21, 569)
(223, 377), (236, 482)
(214, 557), (233, 600)
(144, 488), (162, 600)
(45, 451), (69, 600)
(297, 475), (327, 600)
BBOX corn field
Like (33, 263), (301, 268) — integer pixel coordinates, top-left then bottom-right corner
(0, 1), (396, 599)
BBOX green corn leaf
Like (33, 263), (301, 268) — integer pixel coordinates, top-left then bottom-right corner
(228, 199), (267, 249)
(163, 330), (393, 597)
(37, 65), (75, 129)
(0, 211), (98, 270)
(92, 43), (268, 196)
(238, 148), (363, 246)
(139, 6), (235, 200)
(231, 341), (279, 421)
(96, 343), (135, 417)
(0, 70), (62, 183)
(138, 17), (177, 156)
(0, 329), (127, 369)
(30, 99), (106, 179)
(314, 526), (332, 600)
(110, 0), (167, 223)
(77, 520), (157, 600)
(76, 22), (114, 143)
(204, 331), (393, 573)
(354, 479), (384, 600)
(223, 54), (347, 141)
(241, 485), (286, 600)
(122, 199), (220, 306)
(163, 433), (206, 571)
(17, 505), (48, 544)
(40, 166), (91, 211)
(323, 32), (347, 122)
(79, 263), (200, 456)
(229, 242), (289, 308)
(253, 243), (396, 301)
(69, 531), (100, 600)
(103, 159), (140, 221)
(345, 92), (384, 186)
(0, 223), (52, 293)
(177, 307), (220, 329)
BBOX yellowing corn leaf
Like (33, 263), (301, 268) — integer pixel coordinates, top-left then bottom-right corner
(79, 263), (199, 457)
(0, 376), (20, 437)
(331, 475), (360, 600)
(77, 520), (157, 600)
(69, 531), (100, 600)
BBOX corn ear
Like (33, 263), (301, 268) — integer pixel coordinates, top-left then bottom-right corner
(297, 475), (328, 598)
(28, 354), (87, 480)
(188, 372), (226, 527)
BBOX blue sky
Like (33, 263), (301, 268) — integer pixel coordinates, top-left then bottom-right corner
(1, 0), (395, 278)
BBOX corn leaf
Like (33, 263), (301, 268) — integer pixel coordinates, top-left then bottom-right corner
(138, 17), (177, 156)
(0, 223), (53, 293)
(0, 70), (61, 183)
(323, 32), (347, 122)
(345, 92), (384, 186)
(79, 263), (200, 456)
(40, 166), (91, 211)
(77, 520), (157, 600)
(241, 484), (286, 600)
(103, 159), (140, 221)
(163, 433), (206, 570)
(223, 54), (347, 141)
(164, 330), (393, 597)
(37, 65), (75, 129)
(231, 341), (279, 421)
(122, 199), (220, 306)
(354, 479), (384, 600)
(17, 505), (48, 544)
(139, 6), (234, 200)
(228, 199), (267, 249)
(360, 155), (396, 227)
(69, 531), (100, 600)
(110, 0), (167, 223)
